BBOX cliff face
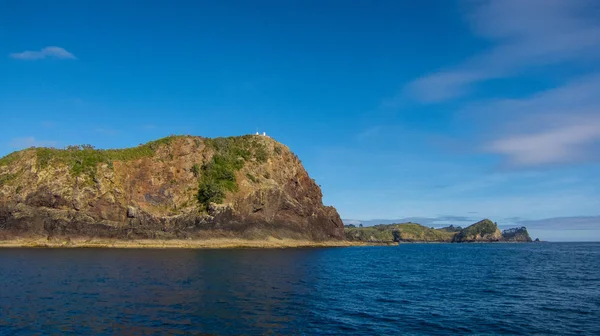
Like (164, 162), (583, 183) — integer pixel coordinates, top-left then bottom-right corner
(0, 135), (344, 241)
(452, 219), (502, 242)
(502, 227), (533, 242)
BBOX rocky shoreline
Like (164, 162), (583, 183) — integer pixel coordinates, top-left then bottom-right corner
(0, 237), (390, 249)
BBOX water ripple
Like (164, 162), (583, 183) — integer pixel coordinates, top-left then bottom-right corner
(0, 243), (599, 335)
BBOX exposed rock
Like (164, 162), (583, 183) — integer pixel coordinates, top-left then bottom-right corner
(502, 227), (533, 242)
(127, 206), (137, 218)
(0, 135), (344, 241)
(452, 219), (502, 242)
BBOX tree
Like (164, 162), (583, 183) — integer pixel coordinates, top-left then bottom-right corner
(197, 180), (226, 209)
(359, 223), (363, 228)
(191, 164), (200, 177)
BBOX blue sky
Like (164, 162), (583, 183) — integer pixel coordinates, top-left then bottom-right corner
(1, 0), (600, 241)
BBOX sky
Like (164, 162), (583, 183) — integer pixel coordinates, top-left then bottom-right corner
(1, 0), (600, 241)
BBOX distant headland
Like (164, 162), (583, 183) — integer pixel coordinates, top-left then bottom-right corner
(344, 219), (534, 243)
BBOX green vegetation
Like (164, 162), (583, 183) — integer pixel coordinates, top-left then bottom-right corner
(0, 173), (17, 186)
(255, 147), (268, 162)
(502, 227), (532, 242)
(246, 173), (258, 183)
(25, 136), (184, 178)
(197, 180), (227, 206)
(0, 152), (22, 167)
(455, 219), (496, 237)
(439, 225), (463, 232)
(197, 136), (271, 210)
(191, 164), (200, 177)
(345, 223), (456, 242)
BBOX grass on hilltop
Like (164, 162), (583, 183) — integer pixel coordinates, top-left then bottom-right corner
(455, 219), (497, 237)
(345, 223), (457, 242)
(0, 136), (185, 180)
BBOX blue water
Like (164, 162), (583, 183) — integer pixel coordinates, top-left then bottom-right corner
(1, 243), (599, 335)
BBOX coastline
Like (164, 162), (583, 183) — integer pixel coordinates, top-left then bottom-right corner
(0, 238), (392, 249)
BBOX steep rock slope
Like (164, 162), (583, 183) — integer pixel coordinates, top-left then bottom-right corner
(501, 227), (533, 242)
(452, 219), (502, 242)
(0, 135), (344, 241)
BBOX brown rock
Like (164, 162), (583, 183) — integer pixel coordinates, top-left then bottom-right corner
(0, 135), (344, 241)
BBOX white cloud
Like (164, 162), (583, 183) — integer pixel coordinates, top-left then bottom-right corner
(9, 137), (57, 149)
(403, 0), (600, 102)
(9, 46), (76, 60)
(486, 120), (600, 166)
(514, 215), (600, 230)
(476, 75), (600, 167)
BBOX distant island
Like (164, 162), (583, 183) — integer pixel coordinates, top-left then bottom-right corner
(0, 135), (533, 248)
(345, 219), (533, 243)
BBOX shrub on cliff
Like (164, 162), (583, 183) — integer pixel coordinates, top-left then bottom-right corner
(196, 136), (271, 210)
(27, 136), (182, 178)
(197, 180), (226, 206)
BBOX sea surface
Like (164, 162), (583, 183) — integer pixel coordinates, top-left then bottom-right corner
(1, 243), (599, 335)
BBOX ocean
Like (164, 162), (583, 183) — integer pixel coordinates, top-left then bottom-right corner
(1, 243), (599, 335)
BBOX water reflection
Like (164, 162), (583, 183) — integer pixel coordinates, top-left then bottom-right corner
(0, 248), (323, 335)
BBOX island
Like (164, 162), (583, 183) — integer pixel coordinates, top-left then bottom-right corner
(0, 135), (350, 248)
(344, 219), (533, 243)
(0, 134), (533, 248)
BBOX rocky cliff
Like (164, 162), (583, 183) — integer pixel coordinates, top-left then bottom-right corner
(452, 219), (502, 242)
(0, 135), (344, 241)
(501, 227), (533, 242)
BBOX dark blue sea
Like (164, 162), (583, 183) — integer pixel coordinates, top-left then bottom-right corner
(1, 243), (599, 335)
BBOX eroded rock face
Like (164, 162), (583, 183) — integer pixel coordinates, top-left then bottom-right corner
(502, 227), (533, 242)
(0, 136), (344, 241)
(452, 219), (503, 242)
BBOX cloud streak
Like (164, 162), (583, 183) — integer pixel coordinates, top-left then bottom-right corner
(486, 119), (600, 166)
(344, 215), (600, 231)
(477, 75), (600, 167)
(514, 216), (600, 230)
(404, 0), (600, 103)
(9, 46), (76, 60)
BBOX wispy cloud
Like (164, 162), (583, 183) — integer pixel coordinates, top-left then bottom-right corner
(9, 137), (57, 149)
(403, 0), (600, 103)
(395, 0), (600, 168)
(486, 118), (600, 166)
(9, 46), (76, 60)
(514, 216), (600, 230)
(477, 75), (600, 167)
(344, 215), (600, 231)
